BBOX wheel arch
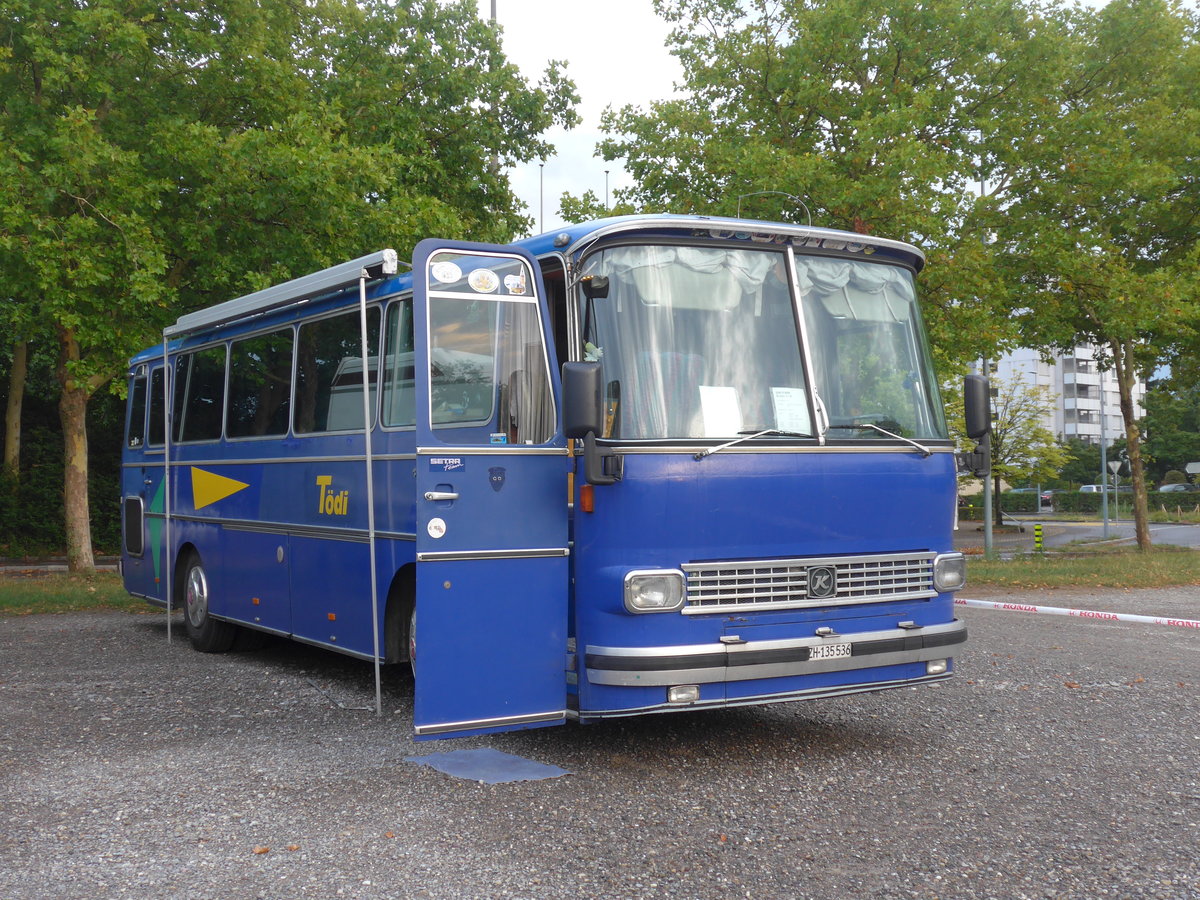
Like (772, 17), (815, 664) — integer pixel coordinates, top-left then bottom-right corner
(383, 562), (416, 664)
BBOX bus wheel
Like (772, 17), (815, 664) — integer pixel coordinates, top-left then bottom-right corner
(180, 552), (236, 653)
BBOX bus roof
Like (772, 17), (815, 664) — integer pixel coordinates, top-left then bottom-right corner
(138, 214), (925, 365)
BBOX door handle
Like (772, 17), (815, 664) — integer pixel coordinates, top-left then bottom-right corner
(424, 491), (460, 502)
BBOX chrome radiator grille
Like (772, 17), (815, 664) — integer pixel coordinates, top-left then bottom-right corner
(681, 552), (937, 614)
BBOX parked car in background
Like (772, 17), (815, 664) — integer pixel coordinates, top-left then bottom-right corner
(1158, 483), (1198, 493)
(1080, 484), (1103, 493)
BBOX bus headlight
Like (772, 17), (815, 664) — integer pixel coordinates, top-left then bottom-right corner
(624, 570), (685, 614)
(933, 552), (967, 592)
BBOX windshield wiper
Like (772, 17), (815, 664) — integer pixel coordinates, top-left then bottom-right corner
(694, 428), (812, 461)
(826, 423), (932, 457)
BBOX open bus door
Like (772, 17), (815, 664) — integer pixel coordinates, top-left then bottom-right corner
(411, 239), (570, 740)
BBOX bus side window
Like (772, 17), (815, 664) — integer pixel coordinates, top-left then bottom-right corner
(126, 372), (147, 449)
(227, 328), (293, 438)
(174, 347), (227, 443)
(147, 368), (165, 447)
(381, 300), (415, 427)
(295, 308), (381, 434)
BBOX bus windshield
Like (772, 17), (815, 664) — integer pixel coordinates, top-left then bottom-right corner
(578, 243), (947, 442)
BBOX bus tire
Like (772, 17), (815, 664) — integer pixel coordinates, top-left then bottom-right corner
(180, 551), (236, 653)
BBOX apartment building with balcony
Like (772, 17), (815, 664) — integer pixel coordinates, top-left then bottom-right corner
(992, 344), (1145, 445)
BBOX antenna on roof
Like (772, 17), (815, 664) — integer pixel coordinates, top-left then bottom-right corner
(736, 191), (812, 227)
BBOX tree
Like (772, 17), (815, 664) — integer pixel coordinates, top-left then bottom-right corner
(0, 0), (578, 571)
(947, 372), (1071, 524)
(557, 189), (637, 224)
(997, 0), (1200, 550)
(585, 0), (1084, 368)
(1140, 379), (1200, 483)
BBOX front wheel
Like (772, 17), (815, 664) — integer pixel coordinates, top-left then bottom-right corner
(180, 552), (236, 653)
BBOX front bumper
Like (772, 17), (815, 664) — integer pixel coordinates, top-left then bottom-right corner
(584, 619), (966, 687)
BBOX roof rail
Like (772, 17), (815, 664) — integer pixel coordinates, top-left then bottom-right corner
(164, 249), (399, 338)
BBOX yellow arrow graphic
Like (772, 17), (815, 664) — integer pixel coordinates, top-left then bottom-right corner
(191, 467), (250, 510)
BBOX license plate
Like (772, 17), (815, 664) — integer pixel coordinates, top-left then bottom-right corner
(809, 642), (852, 661)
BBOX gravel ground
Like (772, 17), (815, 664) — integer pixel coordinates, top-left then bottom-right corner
(1, 586), (1198, 900)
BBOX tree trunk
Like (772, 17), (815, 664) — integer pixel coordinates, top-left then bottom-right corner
(56, 328), (97, 573)
(4, 340), (28, 480)
(1111, 339), (1151, 550)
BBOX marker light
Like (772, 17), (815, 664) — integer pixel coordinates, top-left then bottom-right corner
(933, 552), (967, 592)
(623, 570), (685, 614)
(927, 659), (949, 676)
(668, 685), (700, 704)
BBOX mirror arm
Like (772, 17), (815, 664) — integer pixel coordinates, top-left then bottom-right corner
(582, 432), (621, 485)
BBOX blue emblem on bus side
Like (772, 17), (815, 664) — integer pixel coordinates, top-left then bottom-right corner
(489, 467), (506, 492)
(429, 457), (464, 473)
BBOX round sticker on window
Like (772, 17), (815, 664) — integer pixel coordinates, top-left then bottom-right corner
(467, 268), (500, 293)
(503, 272), (528, 295)
(431, 261), (462, 284)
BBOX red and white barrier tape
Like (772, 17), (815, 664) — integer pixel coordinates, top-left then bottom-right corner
(955, 597), (1200, 630)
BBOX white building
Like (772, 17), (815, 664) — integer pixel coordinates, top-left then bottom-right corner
(992, 344), (1145, 445)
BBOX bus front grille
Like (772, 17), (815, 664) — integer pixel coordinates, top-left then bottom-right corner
(681, 551), (938, 614)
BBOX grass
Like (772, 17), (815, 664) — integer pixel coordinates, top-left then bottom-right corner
(968, 546), (1200, 590)
(0, 572), (149, 616)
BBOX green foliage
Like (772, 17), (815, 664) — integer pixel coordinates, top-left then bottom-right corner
(0, 572), (144, 616)
(958, 491), (1039, 520)
(1141, 379), (1200, 482)
(1052, 492), (1106, 515)
(0, 0), (579, 562)
(587, 0), (1092, 367)
(557, 189), (637, 224)
(0, 344), (122, 557)
(968, 547), (1200, 589)
(947, 372), (1072, 488)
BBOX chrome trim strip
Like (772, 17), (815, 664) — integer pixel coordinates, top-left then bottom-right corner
(414, 709), (565, 736)
(152, 513), (415, 544)
(564, 216), (925, 264)
(123, 453), (418, 469)
(290, 633), (380, 662)
(416, 547), (570, 562)
(416, 446), (569, 457)
(577, 671), (951, 719)
(585, 621), (965, 686)
(572, 444), (956, 456)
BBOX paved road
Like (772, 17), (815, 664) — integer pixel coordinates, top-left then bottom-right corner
(2, 593), (1198, 900)
(955, 517), (1200, 553)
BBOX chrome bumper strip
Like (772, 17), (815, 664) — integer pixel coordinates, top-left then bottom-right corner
(585, 620), (966, 687)
(414, 709), (566, 736)
(573, 671), (953, 719)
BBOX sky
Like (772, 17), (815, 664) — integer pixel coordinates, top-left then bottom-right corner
(477, 1), (682, 235)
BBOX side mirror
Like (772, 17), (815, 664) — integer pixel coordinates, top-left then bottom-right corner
(563, 361), (603, 438)
(963, 374), (992, 440)
(562, 360), (621, 485)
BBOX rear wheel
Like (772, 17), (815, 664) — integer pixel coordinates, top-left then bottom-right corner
(180, 552), (236, 653)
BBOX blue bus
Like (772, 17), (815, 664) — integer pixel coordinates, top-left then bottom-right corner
(120, 215), (982, 740)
